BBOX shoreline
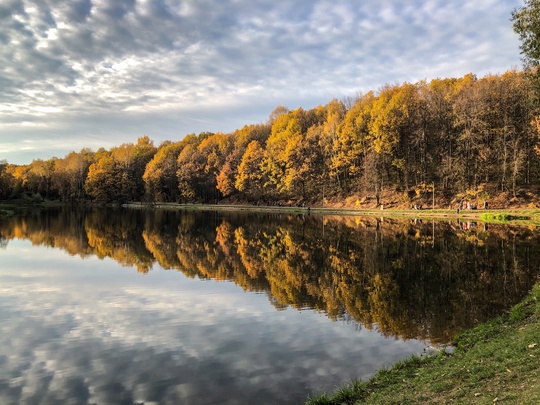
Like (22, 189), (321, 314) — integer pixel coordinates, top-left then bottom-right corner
(307, 281), (540, 404)
(3, 200), (540, 225)
(123, 202), (540, 224)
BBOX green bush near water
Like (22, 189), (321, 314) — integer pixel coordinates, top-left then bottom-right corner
(479, 212), (530, 222)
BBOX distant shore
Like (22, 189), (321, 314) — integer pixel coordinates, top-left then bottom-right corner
(123, 202), (540, 225)
(2, 200), (540, 225)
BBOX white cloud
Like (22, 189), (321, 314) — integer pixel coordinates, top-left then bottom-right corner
(0, 0), (523, 164)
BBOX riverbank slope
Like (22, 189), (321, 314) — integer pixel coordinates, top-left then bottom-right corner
(307, 282), (540, 404)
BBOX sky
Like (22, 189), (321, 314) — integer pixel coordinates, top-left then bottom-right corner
(0, 0), (524, 165)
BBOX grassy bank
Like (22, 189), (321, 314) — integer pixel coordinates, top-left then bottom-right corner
(307, 282), (540, 404)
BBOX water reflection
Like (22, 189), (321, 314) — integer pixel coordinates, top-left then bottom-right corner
(1, 207), (538, 344)
(0, 238), (424, 405)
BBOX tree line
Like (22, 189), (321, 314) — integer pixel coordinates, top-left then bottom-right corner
(1, 70), (539, 206)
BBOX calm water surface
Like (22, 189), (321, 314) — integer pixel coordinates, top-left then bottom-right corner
(0, 208), (538, 404)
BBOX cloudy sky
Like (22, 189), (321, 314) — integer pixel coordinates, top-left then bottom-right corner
(1, 0), (523, 164)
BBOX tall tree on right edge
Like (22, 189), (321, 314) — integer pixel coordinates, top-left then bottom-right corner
(512, 0), (540, 163)
(513, 0), (540, 70)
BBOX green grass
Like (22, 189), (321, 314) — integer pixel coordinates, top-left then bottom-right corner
(306, 282), (540, 404)
(479, 212), (531, 223)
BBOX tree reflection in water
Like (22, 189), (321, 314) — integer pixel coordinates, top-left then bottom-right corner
(2, 207), (538, 343)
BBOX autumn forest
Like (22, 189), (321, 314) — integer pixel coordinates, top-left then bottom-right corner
(1, 70), (540, 207)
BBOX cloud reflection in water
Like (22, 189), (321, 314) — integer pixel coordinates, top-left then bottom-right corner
(0, 240), (426, 404)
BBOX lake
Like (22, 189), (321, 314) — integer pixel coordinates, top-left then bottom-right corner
(0, 207), (538, 404)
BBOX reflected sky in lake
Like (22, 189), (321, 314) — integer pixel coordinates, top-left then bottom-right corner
(0, 238), (426, 405)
